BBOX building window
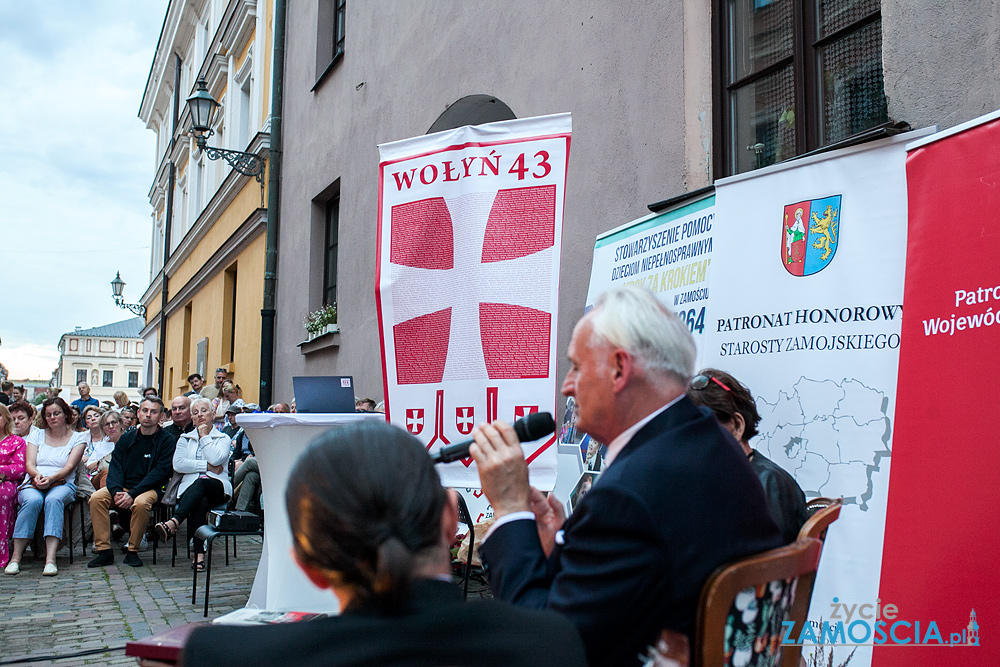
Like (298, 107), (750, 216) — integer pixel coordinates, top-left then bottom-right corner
(314, 0), (346, 87)
(324, 196), (339, 308)
(102, 370), (114, 387)
(715, 0), (888, 176)
(333, 0), (346, 61)
(76, 369), (87, 385)
(128, 371), (139, 388)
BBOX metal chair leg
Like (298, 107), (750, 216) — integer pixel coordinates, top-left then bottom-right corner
(203, 534), (216, 617)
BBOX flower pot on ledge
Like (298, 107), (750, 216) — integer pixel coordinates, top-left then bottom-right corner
(306, 323), (339, 341)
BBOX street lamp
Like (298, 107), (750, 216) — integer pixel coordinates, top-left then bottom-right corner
(185, 78), (265, 183)
(111, 272), (146, 317)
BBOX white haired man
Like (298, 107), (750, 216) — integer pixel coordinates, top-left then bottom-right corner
(471, 286), (782, 667)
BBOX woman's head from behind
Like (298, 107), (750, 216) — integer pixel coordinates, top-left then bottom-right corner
(286, 421), (456, 614)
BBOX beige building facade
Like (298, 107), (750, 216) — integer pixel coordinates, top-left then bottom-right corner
(56, 318), (145, 406)
(138, 0), (274, 404)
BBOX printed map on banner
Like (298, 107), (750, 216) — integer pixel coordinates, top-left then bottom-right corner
(584, 195), (716, 366)
(703, 131), (931, 667)
(376, 114), (571, 495)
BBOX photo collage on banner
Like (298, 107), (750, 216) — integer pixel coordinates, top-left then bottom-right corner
(377, 114), (571, 524)
(703, 130), (932, 667)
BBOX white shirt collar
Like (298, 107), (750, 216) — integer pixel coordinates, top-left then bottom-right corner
(603, 394), (684, 467)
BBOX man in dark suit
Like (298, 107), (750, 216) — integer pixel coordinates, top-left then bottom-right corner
(183, 420), (586, 667)
(472, 287), (783, 667)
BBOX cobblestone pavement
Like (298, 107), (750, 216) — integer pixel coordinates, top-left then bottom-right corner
(0, 534), (262, 666)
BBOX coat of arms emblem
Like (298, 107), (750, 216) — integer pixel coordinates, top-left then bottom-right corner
(781, 195), (842, 276)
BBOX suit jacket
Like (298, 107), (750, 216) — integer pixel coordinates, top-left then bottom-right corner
(183, 579), (586, 667)
(479, 396), (783, 667)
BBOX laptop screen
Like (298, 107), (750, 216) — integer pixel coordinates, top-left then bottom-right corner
(292, 376), (356, 414)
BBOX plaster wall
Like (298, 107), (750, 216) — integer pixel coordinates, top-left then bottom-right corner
(882, 0), (1000, 132)
(274, 1), (691, 403)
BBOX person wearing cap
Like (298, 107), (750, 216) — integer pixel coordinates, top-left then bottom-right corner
(221, 405), (242, 439)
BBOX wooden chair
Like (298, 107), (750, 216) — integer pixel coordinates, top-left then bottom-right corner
(691, 538), (823, 667)
(778, 498), (843, 667)
(800, 497), (842, 543)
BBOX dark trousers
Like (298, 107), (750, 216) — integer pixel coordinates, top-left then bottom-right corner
(174, 477), (227, 554)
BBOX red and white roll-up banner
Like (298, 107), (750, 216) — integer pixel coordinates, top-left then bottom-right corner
(376, 114), (571, 494)
(872, 112), (1000, 667)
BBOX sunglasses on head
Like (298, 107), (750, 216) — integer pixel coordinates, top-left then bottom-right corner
(690, 374), (732, 392)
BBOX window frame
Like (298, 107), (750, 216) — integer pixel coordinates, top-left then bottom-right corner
(102, 370), (114, 388)
(128, 371), (139, 389)
(713, 0), (887, 177)
(76, 369), (87, 385)
(313, 0), (346, 90)
(323, 195), (340, 309)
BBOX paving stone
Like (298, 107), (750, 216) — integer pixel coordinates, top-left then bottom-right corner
(0, 535), (262, 663)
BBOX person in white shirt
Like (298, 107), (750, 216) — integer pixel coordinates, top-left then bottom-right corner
(5, 398), (87, 576)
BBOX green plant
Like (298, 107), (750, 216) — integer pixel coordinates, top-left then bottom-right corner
(304, 303), (338, 335)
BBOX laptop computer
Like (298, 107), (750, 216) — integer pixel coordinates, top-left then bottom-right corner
(292, 376), (357, 414)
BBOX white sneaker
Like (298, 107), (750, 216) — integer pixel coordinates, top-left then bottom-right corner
(43, 562), (58, 576)
(3, 561), (19, 575)
(138, 535), (149, 552)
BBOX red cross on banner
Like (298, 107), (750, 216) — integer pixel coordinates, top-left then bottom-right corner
(377, 114), (571, 491)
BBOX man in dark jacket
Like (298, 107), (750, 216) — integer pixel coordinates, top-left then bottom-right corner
(88, 396), (177, 568)
(472, 288), (783, 667)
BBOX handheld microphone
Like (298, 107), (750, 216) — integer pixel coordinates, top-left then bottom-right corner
(431, 411), (556, 464)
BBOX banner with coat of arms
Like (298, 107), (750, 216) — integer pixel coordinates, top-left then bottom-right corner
(702, 129), (933, 667)
(376, 113), (571, 492)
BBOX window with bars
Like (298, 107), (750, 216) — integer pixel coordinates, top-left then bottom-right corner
(323, 196), (339, 309)
(715, 0), (889, 176)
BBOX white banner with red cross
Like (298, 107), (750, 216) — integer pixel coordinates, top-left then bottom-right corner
(377, 113), (571, 491)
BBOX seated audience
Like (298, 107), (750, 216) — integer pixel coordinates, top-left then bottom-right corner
(154, 398), (231, 571)
(142, 387), (158, 399)
(119, 407), (137, 431)
(164, 395), (194, 442)
(9, 401), (37, 439)
(6, 398), (87, 576)
(88, 397), (175, 568)
(355, 397), (377, 412)
(213, 382), (244, 424)
(112, 390), (131, 413)
(0, 381), (12, 406)
(11, 386), (27, 404)
(84, 411), (123, 490)
(688, 368), (808, 544)
(183, 421), (587, 666)
(185, 373), (206, 398)
(0, 404), (27, 568)
(221, 405), (241, 439)
(267, 402), (289, 414)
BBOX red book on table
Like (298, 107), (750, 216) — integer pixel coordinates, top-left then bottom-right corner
(125, 622), (210, 663)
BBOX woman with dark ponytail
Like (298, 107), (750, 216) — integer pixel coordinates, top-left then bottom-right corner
(184, 420), (586, 667)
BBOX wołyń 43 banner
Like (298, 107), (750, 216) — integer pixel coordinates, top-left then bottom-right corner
(377, 114), (571, 512)
(702, 130), (932, 667)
